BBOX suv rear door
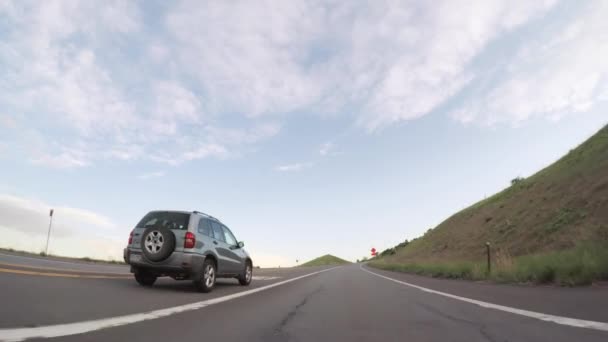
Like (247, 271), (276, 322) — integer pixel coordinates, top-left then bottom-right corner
(210, 221), (241, 274)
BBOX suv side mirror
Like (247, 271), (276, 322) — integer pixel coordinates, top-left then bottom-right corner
(238, 241), (245, 248)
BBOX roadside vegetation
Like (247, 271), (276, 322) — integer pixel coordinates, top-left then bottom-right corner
(301, 254), (351, 267)
(370, 243), (608, 286)
(369, 124), (608, 286)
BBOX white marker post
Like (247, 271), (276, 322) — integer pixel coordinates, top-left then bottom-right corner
(45, 209), (54, 255)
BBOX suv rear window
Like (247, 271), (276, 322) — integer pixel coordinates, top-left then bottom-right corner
(136, 212), (190, 230)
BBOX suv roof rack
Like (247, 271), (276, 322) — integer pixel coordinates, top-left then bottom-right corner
(193, 210), (219, 221)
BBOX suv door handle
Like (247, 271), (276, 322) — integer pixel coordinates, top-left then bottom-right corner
(213, 241), (219, 245)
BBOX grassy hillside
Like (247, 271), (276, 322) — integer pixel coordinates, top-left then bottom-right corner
(301, 254), (351, 267)
(371, 124), (608, 285)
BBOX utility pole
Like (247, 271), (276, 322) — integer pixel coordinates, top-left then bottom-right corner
(45, 209), (54, 255)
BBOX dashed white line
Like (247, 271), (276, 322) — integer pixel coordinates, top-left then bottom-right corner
(361, 265), (608, 332)
(0, 267), (338, 342)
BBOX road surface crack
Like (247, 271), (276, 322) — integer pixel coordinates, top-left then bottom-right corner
(273, 286), (324, 341)
(416, 302), (504, 342)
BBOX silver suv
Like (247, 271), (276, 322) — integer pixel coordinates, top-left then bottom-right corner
(124, 210), (252, 292)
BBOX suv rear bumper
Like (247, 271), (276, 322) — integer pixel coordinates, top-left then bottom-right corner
(124, 248), (205, 275)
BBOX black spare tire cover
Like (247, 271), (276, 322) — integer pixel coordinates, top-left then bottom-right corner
(141, 226), (176, 262)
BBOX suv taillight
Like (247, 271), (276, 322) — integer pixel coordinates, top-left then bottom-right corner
(184, 232), (195, 248)
(128, 230), (134, 245)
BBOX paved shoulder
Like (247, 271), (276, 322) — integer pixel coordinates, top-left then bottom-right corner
(364, 264), (608, 322)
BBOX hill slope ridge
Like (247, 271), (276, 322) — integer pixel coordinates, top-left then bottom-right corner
(301, 254), (351, 267)
(384, 124), (608, 263)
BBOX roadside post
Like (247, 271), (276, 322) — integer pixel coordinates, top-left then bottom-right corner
(45, 209), (54, 255)
(486, 242), (491, 275)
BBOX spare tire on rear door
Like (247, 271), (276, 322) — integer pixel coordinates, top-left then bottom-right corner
(141, 226), (176, 262)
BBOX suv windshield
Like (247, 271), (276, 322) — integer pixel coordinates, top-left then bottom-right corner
(136, 212), (190, 230)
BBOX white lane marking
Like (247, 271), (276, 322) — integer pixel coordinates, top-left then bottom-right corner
(0, 267), (338, 342)
(252, 276), (280, 281)
(361, 265), (608, 332)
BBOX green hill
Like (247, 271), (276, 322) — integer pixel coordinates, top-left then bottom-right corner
(371, 124), (608, 285)
(301, 254), (351, 267)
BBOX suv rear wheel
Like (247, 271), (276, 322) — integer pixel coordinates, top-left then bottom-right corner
(238, 261), (252, 286)
(141, 226), (176, 262)
(134, 270), (157, 286)
(193, 259), (216, 293)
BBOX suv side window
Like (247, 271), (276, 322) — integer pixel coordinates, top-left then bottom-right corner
(211, 221), (226, 243)
(197, 218), (212, 237)
(222, 225), (237, 246)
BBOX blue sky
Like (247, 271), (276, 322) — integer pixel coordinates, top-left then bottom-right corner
(0, 0), (607, 266)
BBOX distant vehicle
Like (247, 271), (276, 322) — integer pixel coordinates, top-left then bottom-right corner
(124, 210), (252, 292)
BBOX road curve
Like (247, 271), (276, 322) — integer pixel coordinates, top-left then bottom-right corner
(1, 254), (607, 341)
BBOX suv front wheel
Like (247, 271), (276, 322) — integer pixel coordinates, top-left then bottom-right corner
(193, 259), (216, 293)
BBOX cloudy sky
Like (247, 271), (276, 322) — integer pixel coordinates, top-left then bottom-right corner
(1, 0), (607, 266)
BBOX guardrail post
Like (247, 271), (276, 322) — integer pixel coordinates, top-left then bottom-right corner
(486, 242), (491, 275)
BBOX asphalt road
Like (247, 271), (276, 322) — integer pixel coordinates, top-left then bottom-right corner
(1, 253), (608, 341)
(0, 252), (129, 274)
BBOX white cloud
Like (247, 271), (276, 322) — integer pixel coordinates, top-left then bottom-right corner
(0, 1), (139, 134)
(275, 162), (313, 172)
(30, 151), (89, 169)
(353, 0), (555, 130)
(1, 0), (579, 170)
(165, 0), (555, 131)
(0, 114), (16, 128)
(0, 193), (123, 260)
(149, 143), (224, 166)
(0, 227), (124, 261)
(105, 144), (145, 161)
(203, 122), (282, 146)
(166, 1), (323, 117)
(0, 194), (116, 236)
(451, 1), (608, 125)
(150, 80), (202, 135)
(0, 1), (280, 168)
(148, 43), (169, 64)
(137, 171), (165, 180)
(319, 141), (334, 156)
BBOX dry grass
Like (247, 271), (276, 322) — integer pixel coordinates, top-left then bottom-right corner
(493, 248), (515, 278)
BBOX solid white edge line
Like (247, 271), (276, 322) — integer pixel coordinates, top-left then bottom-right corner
(360, 264), (608, 332)
(0, 267), (339, 342)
